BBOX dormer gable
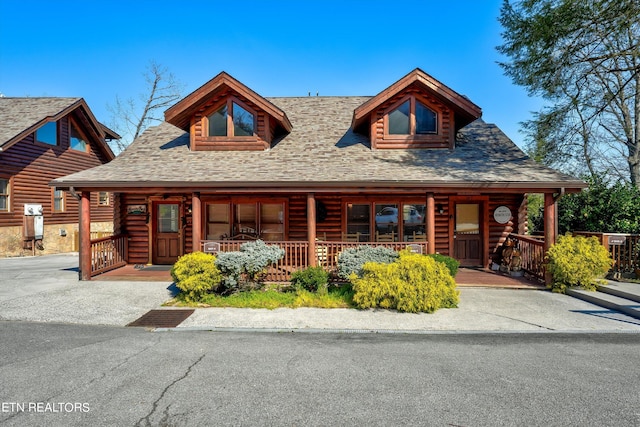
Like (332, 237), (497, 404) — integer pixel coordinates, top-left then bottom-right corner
(164, 72), (292, 151)
(352, 68), (482, 149)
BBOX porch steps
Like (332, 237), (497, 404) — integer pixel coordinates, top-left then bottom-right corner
(566, 281), (640, 320)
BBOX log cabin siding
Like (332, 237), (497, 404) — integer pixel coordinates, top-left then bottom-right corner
(488, 194), (525, 262)
(0, 118), (113, 228)
(117, 194), (150, 265)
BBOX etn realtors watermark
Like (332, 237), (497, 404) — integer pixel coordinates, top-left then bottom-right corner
(2, 402), (90, 413)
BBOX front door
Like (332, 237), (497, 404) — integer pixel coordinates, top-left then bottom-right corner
(454, 203), (482, 266)
(153, 202), (182, 264)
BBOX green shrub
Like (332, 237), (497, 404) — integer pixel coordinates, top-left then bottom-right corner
(350, 250), (459, 313)
(290, 266), (329, 294)
(336, 246), (399, 280)
(546, 234), (613, 293)
(427, 253), (460, 277)
(171, 252), (222, 302)
(215, 240), (285, 292)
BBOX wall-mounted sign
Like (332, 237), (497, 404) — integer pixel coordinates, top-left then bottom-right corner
(493, 206), (512, 224)
(127, 204), (147, 215)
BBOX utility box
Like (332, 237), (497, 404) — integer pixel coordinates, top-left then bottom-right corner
(23, 204), (44, 241)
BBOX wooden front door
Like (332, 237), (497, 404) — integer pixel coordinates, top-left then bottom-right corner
(454, 203), (482, 266)
(153, 202), (182, 264)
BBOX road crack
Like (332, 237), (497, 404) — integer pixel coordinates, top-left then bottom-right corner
(134, 354), (205, 427)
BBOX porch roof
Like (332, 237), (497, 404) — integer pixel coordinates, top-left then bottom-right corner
(51, 96), (586, 192)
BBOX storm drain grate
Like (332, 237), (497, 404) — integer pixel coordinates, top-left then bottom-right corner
(127, 309), (195, 328)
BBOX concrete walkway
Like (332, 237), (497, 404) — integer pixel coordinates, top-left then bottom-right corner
(2, 253), (640, 333)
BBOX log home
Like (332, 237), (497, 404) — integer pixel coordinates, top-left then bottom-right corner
(51, 69), (586, 280)
(0, 98), (118, 256)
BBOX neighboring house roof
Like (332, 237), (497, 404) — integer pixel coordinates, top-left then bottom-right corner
(0, 97), (118, 160)
(51, 96), (586, 192)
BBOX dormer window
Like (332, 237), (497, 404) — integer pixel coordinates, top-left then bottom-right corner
(387, 97), (437, 136)
(207, 98), (256, 137)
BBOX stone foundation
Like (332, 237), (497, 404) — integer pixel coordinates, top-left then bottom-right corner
(0, 222), (113, 258)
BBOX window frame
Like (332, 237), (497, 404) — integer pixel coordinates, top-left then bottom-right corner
(343, 200), (427, 242)
(202, 96), (258, 141)
(98, 192), (110, 206)
(52, 188), (66, 213)
(0, 177), (10, 213)
(69, 117), (90, 153)
(204, 198), (288, 241)
(35, 121), (58, 146)
(383, 94), (439, 141)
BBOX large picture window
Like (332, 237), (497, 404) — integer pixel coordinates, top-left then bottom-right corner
(205, 201), (285, 241)
(346, 202), (426, 242)
(206, 98), (256, 138)
(36, 121), (58, 145)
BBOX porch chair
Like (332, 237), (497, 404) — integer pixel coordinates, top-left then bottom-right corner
(376, 230), (395, 242)
(410, 231), (427, 242)
(342, 232), (360, 242)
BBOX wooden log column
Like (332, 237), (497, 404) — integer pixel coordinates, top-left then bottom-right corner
(544, 192), (557, 285)
(192, 192), (201, 253)
(79, 191), (91, 281)
(426, 192), (436, 254)
(307, 193), (317, 267)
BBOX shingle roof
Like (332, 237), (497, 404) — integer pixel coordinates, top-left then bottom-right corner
(0, 97), (81, 148)
(51, 96), (586, 191)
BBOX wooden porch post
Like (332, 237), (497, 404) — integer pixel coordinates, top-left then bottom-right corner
(79, 191), (91, 281)
(544, 192), (557, 285)
(426, 192), (436, 254)
(307, 193), (317, 267)
(192, 192), (201, 253)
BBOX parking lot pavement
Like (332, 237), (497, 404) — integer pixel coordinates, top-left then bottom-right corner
(2, 253), (640, 332)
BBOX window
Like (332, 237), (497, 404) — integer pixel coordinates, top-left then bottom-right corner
(206, 99), (256, 137)
(98, 192), (110, 206)
(346, 202), (426, 242)
(205, 201), (285, 240)
(0, 179), (9, 211)
(70, 122), (88, 152)
(53, 189), (65, 212)
(36, 121), (58, 145)
(387, 97), (437, 135)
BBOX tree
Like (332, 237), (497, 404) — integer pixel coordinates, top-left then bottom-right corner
(497, 0), (640, 187)
(107, 61), (184, 153)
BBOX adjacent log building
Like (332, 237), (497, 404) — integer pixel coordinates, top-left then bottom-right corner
(0, 98), (118, 256)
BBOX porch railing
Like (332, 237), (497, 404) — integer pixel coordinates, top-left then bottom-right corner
(90, 234), (127, 277)
(201, 240), (427, 282)
(573, 232), (640, 273)
(507, 234), (546, 282)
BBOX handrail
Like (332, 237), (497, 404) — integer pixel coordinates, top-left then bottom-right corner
(90, 234), (127, 277)
(508, 234), (545, 282)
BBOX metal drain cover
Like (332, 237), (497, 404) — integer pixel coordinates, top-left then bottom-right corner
(127, 309), (195, 328)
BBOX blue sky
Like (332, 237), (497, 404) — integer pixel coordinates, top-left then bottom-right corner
(0, 0), (542, 149)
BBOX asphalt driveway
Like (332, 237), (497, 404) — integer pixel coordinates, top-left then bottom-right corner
(2, 253), (640, 332)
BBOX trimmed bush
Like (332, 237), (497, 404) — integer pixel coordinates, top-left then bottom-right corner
(215, 240), (285, 292)
(171, 252), (222, 302)
(350, 250), (459, 313)
(427, 253), (460, 277)
(336, 246), (399, 280)
(546, 234), (613, 293)
(290, 266), (330, 294)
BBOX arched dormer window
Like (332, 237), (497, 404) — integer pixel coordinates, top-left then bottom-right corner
(206, 97), (256, 138)
(387, 96), (437, 136)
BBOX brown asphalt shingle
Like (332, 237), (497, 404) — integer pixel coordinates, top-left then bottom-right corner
(51, 96), (585, 190)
